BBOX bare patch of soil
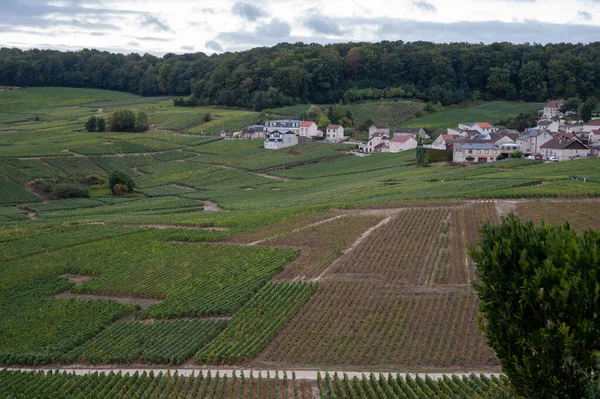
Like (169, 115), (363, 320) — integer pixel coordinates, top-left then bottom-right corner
(203, 201), (222, 212)
(251, 172), (291, 182)
(494, 200), (518, 218)
(60, 274), (95, 285)
(55, 292), (162, 309)
(22, 180), (46, 201)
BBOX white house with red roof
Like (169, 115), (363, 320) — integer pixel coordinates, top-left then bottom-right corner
(543, 100), (566, 119)
(458, 122), (497, 135)
(299, 121), (319, 138)
(431, 134), (455, 150)
(389, 136), (418, 153)
(582, 119), (600, 133)
(326, 124), (345, 142)
(362, 133), (390, 153)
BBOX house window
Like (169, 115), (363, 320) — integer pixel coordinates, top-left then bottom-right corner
(485, 150), (489, 154)
(468, 150), (473, 154)
(477, 150), (481, 154)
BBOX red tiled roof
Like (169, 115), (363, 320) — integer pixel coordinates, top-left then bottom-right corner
(327, 124), (341, 129)
(477, 122), (493, 129)
(440, 134), (453, 141)
(300, 121), (315, 127)
(591, 130), (600, 135)
(390, 136), (411, 143)
(585, 120), (600, 126)
(546, 99), (566, 108)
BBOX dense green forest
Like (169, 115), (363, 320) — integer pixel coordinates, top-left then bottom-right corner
(1, 41), (600, 110)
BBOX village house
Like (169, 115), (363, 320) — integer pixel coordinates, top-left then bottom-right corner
(453, 143), (501, 163)
(516, 129), (553, 154)
(491, 131), (520, 146)
(299, 121), (319, 138)
(326, 124), (345, 142)
(431, 134), (455, 150)
(242, 124), (264, 139)
(542, 100), (566, 119)
(264, 120), (302, 134)
(458, 122), (497, 135)
(368, 125), (390, 138)
(581, 119), (600, 133)
(264, 130), (298, 150)
(389, 136), (418, 152)
(363, 133), (390, 153)
(540, 138), (589, 161)
(393, 128), (430, 140)
(586, 130), (600, 145)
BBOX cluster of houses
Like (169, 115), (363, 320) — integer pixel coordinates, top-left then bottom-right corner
(220, 119), (346, 150)
(429, 100), (599, 163)
(358, 126), (430, 153)
(222, 100), (598, 160)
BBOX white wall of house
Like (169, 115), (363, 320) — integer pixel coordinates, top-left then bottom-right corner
(534, 132), (554, 153)
(369, 126), (389, 138)
(299, 123), (318, 137)
(365, 136), (388, 152)
(454, 147), (500, 163)
(582, 121), (600, 132)
(431, 136), (448, 150)
(389, 137), (417, 153)
(264, 134), (298, 150)
(541, 148), (589, 161)
(326, 126), (345, 142)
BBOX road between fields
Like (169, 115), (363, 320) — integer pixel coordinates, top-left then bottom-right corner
(3, 367), (501, 381)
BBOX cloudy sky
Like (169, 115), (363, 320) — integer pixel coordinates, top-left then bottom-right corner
(1, 0), (599, 56)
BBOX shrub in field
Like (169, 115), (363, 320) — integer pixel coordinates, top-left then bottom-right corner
(110, 109), (135, 132)
(48, 182), (89, 200)
(509, 150), (523, 159)
(109, 170), (135, 193)
(113, 184), (129, 195)
(472, 214), (600, 398)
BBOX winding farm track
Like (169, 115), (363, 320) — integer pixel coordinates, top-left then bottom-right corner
(3, 367), (501, 381)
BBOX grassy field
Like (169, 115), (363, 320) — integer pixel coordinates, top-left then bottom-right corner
(400, 101), (544, 129)
(0, 86), (597, 388)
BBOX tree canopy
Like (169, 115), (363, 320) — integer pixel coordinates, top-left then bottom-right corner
(472, 215), (600, 398)
(2, 41), (600, 110)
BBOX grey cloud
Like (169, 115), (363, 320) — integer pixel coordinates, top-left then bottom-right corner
(140, 14), (172, 33)
(255, 19), (291, 37)
(127, 41), (139, 46)
(181, 45), (195, 51)
(303, 10), (349, 36)
(413, 1), (436, 11)
(232, 2), (267, 21)
(578, 10), (592, 20)
(0, 0), (137, 34)
(375, 18), (600, 44)
(206, 40), (224, 52)
(131, 36), (173, 42)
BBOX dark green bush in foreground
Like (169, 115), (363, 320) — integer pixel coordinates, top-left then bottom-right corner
(472, 214), (600, 398)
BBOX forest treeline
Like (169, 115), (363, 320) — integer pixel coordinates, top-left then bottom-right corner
(1, 41), (600, 110)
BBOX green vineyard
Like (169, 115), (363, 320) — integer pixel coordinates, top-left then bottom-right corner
(197, 282), (317, 364)
(0, 370), (515, 398)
